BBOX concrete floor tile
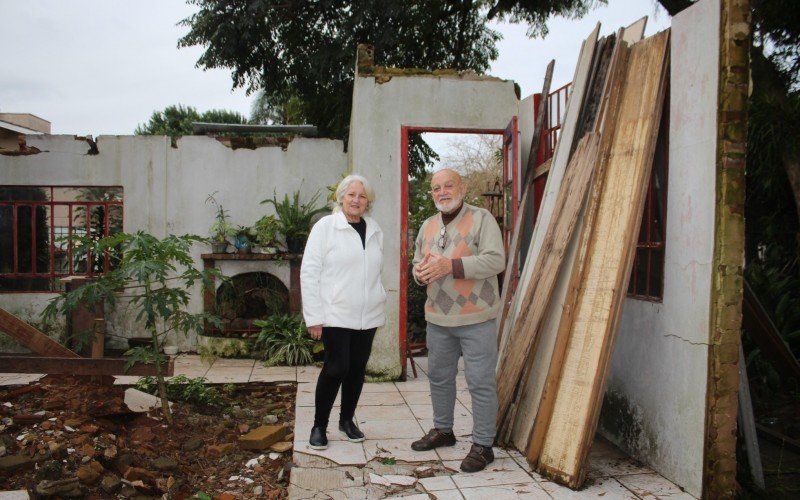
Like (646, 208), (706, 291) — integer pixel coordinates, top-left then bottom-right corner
(294, 441), (367, 465)
(363, 438), (439, 463)
(296, 389), (339, 407)
(541, 478), (639, 499)
(449, 458), (535, 489)
(354, 419), (424, 439)
(0, 490), (30, 500)
(615, 473), (696, 499)
(418, 475), (457, 492)
(289, 465), (366, 491)
(202, 370), (252, 383)
(294, 405), (316, 423)
(208, 358), (256, 368)
(399, 391), (432, 405)
(173, 355), (209, 368)
(250, 365), (296, 382)
(460, 484), (551, 499)
(113, 375), (142, 385)
(426, 489), (464, 499)
(408, 404), (434, 420)
(395, 379), (431, 392)
(0, 375), (43, 386)
(296, 381), (316, 392)
(172, 368), (212, 378)
(355, 404), (415, 421)
(361, 382), (400, 393)
(507, 452), (549, 482)
(357, 391), (406, 406)
(586, 452), (654, 479)
(297, 366), (322, 382)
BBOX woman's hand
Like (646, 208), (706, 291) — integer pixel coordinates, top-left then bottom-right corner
(307, 325), (323, 340)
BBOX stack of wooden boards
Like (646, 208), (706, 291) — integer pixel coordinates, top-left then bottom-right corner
(495, 19), (670, 489)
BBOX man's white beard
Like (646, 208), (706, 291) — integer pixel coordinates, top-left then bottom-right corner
(435, 194), (463, 214)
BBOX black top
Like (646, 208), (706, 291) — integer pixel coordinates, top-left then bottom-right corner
(349, 218), (366, 249)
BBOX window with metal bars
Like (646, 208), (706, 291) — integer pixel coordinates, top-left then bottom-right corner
(627, 97), (669, 301)
(0, 186), (123, 292)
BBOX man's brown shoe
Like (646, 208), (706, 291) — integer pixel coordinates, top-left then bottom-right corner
(411, 428), (456, 451)
(460, 444), (494, 472)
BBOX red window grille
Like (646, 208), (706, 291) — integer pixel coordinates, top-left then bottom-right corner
(542, 82), (571, 164)
(0, 186), (123, 292)
(628, 97), (669, 301)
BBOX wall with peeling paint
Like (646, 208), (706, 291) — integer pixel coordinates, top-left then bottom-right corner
(599, 0), (720, 496)
(349, 72), (519, 379)
(0, 135), (345, 350)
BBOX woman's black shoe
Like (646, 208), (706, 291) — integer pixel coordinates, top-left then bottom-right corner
(338, 420), (366, 442)
(309, 426), (328, 450)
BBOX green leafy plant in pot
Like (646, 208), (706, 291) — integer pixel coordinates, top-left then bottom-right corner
(253, 214), (281, 253)
(206, 192), (235, 253)
(261, 189), (329, 253)
(233, 225), (256, 254)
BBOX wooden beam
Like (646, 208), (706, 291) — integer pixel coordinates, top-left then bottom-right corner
(0, 356), (174, 376)
(529, 30), (670, 488)
(496, 133), (600, 432)
(496, 60), (554, 352)
(0, 307), (78, 358)
(742, 278), (800, 381)
(507, 17), (648, 453)
(738, 343), (765, 489)
(497, 23), (600, 382)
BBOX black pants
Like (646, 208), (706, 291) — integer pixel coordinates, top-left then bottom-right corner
(313, 326), (376, 429)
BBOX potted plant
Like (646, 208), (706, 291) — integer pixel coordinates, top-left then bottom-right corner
(233, 225), (256, 254)
(254, 214), (281, 253)
(261, 189), (329, 253)
(206, 192), (235, 253)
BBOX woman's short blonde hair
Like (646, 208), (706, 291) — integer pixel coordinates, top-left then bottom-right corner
(334, 174), (376, 213)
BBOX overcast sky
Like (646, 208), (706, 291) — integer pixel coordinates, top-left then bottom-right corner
(0, 1), (670, 136)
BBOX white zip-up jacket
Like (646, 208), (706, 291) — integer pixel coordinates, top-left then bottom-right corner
(300, 211), (386, 330)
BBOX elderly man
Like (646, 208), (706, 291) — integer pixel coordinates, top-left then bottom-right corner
(410, 168), (505, 473)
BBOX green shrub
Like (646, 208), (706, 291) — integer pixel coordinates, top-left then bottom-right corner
(253, 314), (319, 366)
(135, 375), (224, 407)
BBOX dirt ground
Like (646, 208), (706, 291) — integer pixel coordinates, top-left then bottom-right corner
(0, 375), (296, 499)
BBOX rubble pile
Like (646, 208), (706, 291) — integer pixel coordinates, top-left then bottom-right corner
(0, 375), (296, 498)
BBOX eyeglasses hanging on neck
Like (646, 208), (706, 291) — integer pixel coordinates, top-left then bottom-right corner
(437, 227), (447, 250)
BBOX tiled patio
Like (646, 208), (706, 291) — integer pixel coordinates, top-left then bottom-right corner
(0, 355), (695, 499)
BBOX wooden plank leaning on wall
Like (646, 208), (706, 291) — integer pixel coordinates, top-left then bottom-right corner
(528, 29), (670, 488)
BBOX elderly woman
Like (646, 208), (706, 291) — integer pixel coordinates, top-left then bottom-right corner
(300, 174), (386, 450)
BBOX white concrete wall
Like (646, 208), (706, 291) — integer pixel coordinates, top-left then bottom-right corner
(349, 73), (519, 378)
(0, 134), (345, 350)
(599, 0), (719, 496)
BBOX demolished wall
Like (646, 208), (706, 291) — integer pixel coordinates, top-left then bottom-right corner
(0, 134), (345, 350)
(349, 68), (519, 379)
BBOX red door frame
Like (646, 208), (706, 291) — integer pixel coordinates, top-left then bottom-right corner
(502, 117), (520, 251)
(400, 124), (517, 378)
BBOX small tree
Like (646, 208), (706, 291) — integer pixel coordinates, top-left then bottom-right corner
(43, 231), (224, 424)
